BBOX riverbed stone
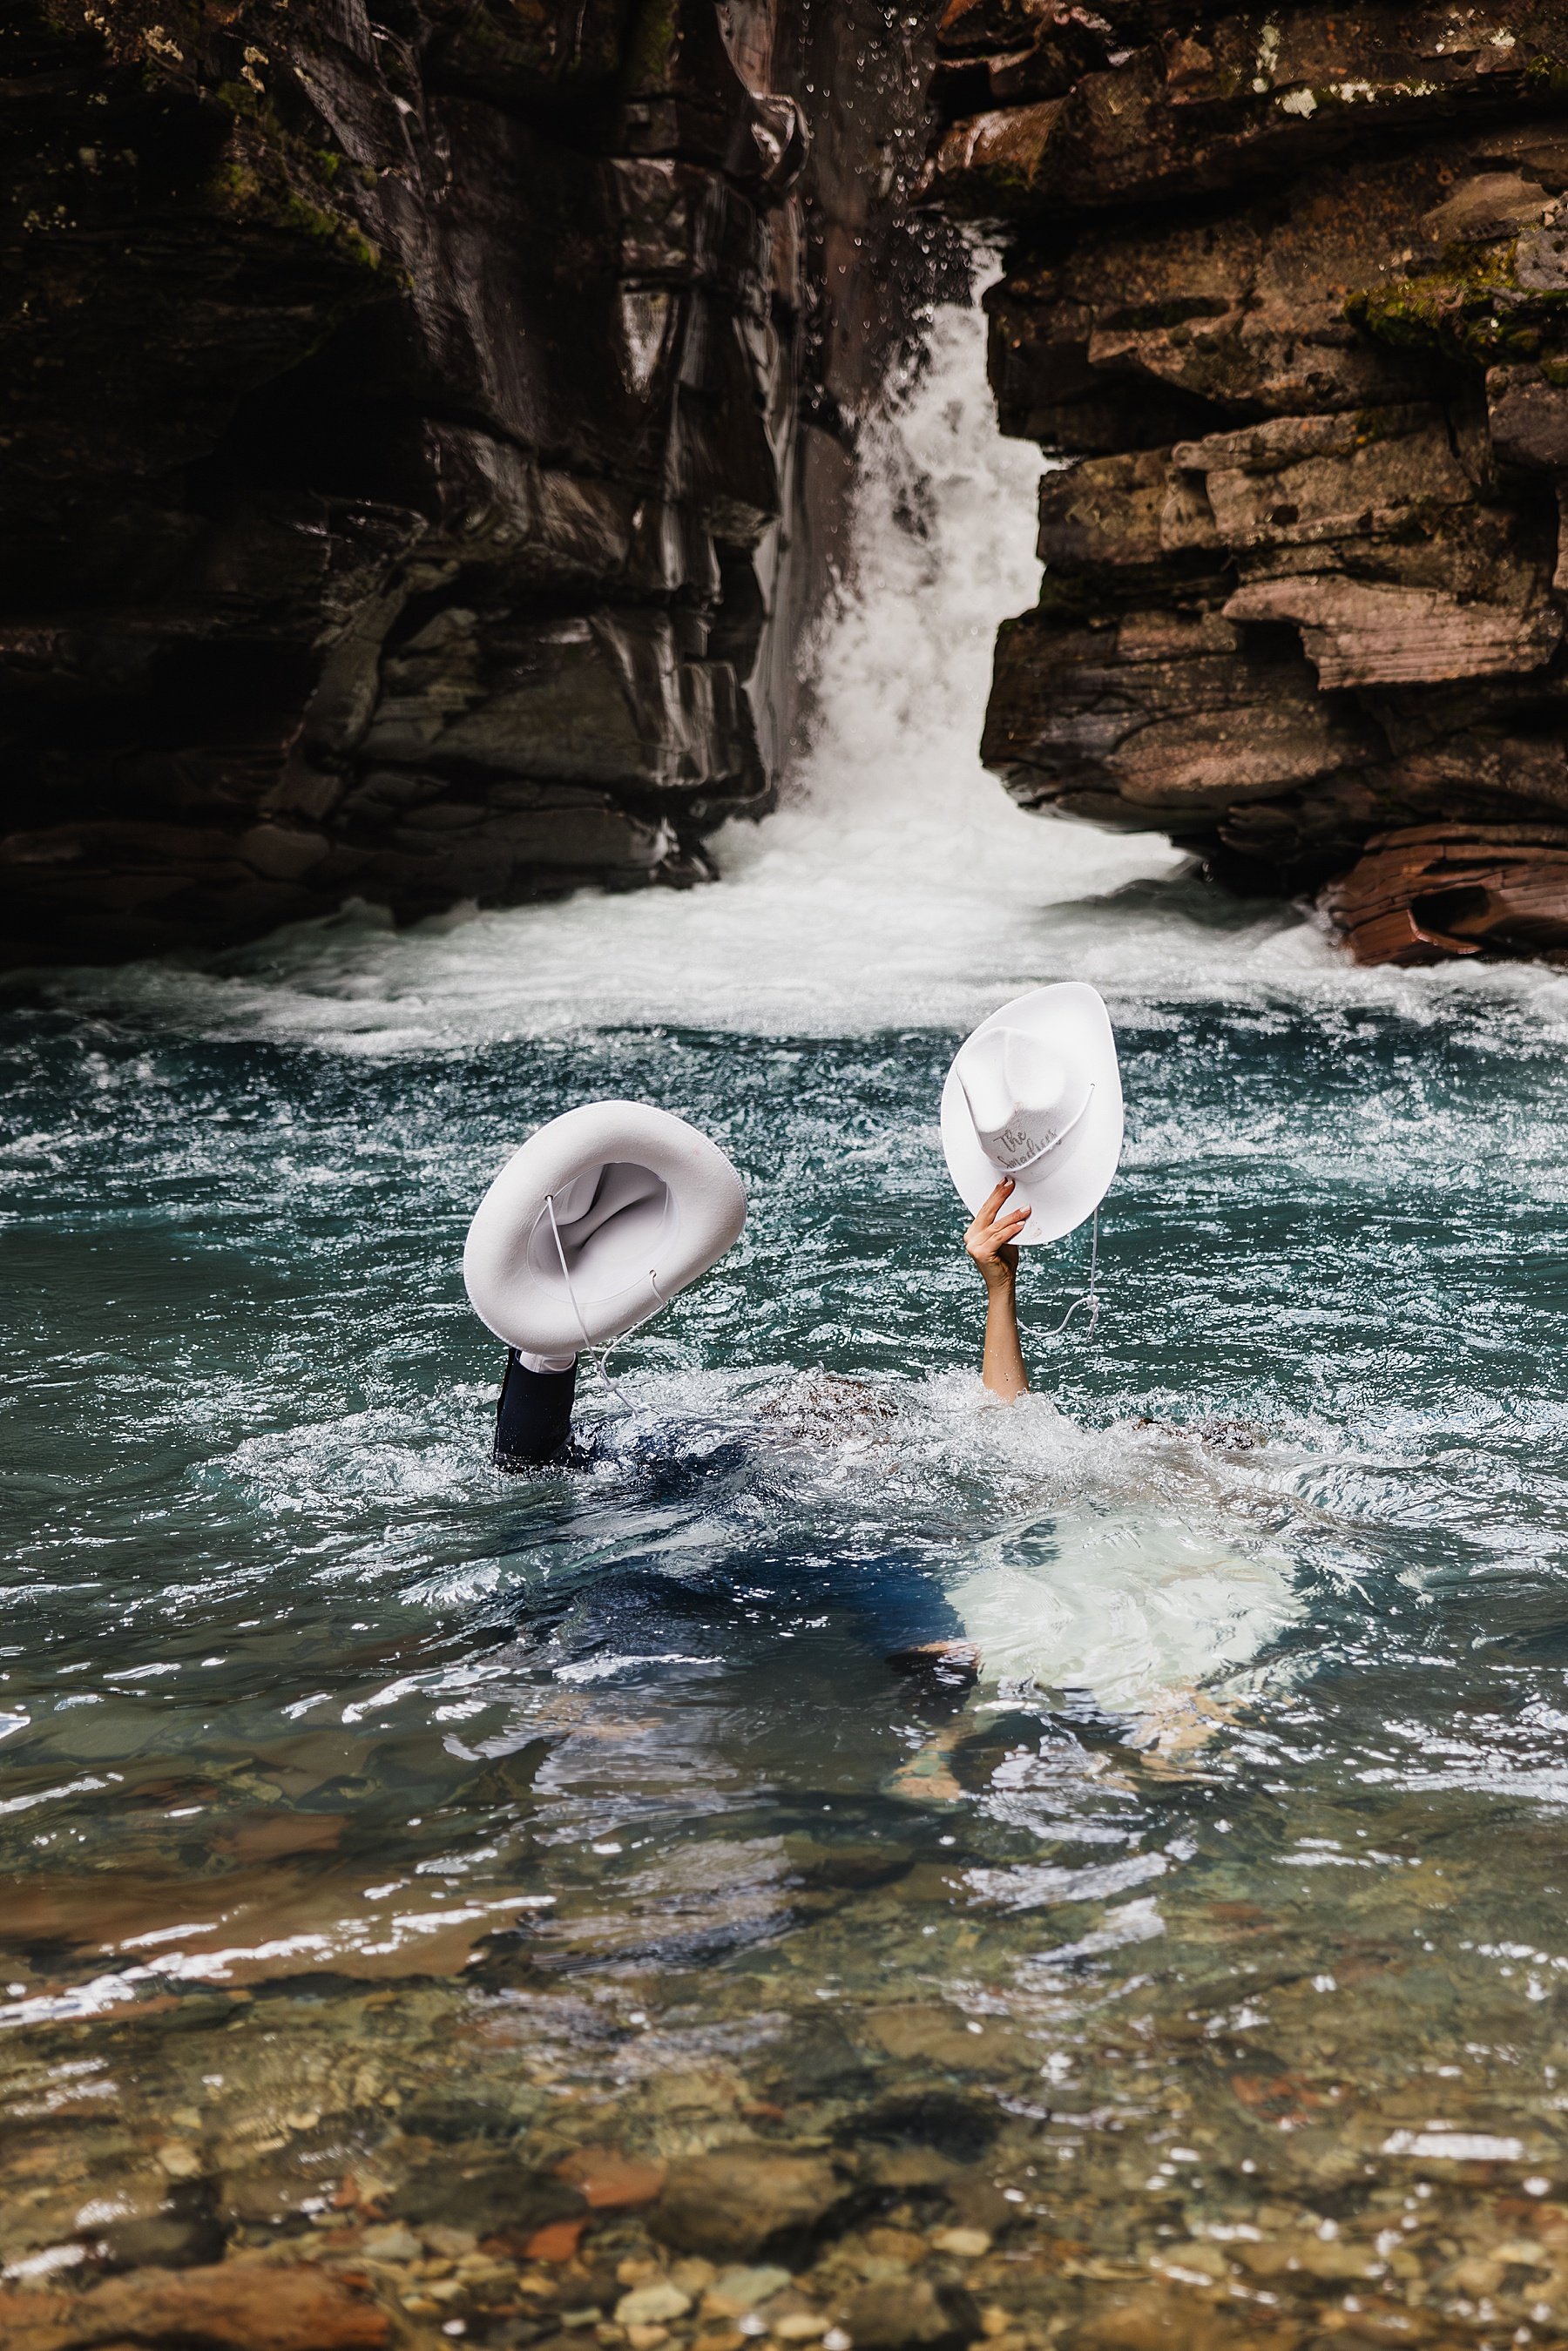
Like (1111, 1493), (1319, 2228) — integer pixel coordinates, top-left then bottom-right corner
(401, 2091), (522, 2143)
(390, 2155), (585, 2241)
(559, 2145), (669, 2209)
(849, 2093), (999, 2167)
(864, 2006), (1025, 2072)
(0, 2262), (389, 2351)
(840, 2277), (982, 2351)
(704, 2263), (794, 2313)
(760, 2019), (878, 2106)
(617, 2280), (696, 2324)
(78, 2177), (225, 2274)
(927, 2227), (990, 2259)
(362, 2222), (423, 2262)
(652, 2147), (850, 2260)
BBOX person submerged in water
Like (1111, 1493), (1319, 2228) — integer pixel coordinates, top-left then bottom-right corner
(872, 1175), (1035, 1738)
(492, 1172), (1037, 1470)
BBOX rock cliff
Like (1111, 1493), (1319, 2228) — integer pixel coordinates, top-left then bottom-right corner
(925, 1), (1568, 963)
(0, 0), (950, 963)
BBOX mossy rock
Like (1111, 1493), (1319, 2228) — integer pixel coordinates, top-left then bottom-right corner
(1345, 241), (1568, 366)
(205, 92), (382, 275)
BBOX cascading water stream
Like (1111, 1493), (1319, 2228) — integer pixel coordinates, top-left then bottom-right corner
(37, 305), (1568, 1047)
(5, 295), (1568, 2331)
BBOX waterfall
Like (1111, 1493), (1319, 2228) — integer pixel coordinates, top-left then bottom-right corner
(33, 302), (1173, 1044)
(39, 294), (1568, 1047)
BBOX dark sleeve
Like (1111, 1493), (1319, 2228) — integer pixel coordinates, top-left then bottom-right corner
(494, 1351), (578, 1469)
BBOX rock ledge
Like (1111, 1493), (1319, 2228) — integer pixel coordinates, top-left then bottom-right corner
(923, 0), (1568, 963)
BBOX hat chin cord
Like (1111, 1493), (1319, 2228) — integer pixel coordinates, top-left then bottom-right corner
(542, 1197), (759, 1442)
(1041, 1207), (1101, 1341)
(544, 1190), (666, 1415)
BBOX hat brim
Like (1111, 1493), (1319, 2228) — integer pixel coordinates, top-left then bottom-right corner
(463, 1101), (747, 1353)
(940, 983), (1123, 1245)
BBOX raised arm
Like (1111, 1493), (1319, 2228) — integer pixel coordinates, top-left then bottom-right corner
(964, 1178), (1031, 1402)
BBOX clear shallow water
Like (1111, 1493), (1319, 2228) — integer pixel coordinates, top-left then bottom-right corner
(5, 309), (1568, 2342)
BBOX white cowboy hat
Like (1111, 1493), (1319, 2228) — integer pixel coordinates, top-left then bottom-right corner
(940, 982), (1123, 1245)
(463, 1102), (747, 1357)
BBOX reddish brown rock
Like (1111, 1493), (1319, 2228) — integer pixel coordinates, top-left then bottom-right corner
(1223, 576), (1562, 691)
(0, 2262), (389, 2351)
(923, 0), (1568, 963)
(525, 2218), (591, 2260)
(924, 4), (1568, 219)
(1323, 823), (1568, 963)
(984, 605), (1384, 837)
(557, 2144), (669, 2208)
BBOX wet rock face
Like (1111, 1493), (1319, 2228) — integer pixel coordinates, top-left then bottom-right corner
(924, 0), (1568, 963)
(0, 0), (946, 964)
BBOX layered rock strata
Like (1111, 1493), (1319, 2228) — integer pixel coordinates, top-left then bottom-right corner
(925, 1), (1568, 963)
(0, 0), (949, 963)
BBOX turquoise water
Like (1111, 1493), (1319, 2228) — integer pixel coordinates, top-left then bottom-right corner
(5, 985), (1568, 2329)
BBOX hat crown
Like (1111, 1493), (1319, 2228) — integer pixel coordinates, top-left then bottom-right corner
(956, 1026), (1092, 1176)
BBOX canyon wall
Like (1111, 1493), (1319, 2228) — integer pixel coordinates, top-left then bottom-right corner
(926, 2), (1568, 963)
(0, 0), (953, 963)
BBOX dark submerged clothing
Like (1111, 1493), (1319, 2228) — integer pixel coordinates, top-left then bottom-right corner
(494, 1350), (578, 1469)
